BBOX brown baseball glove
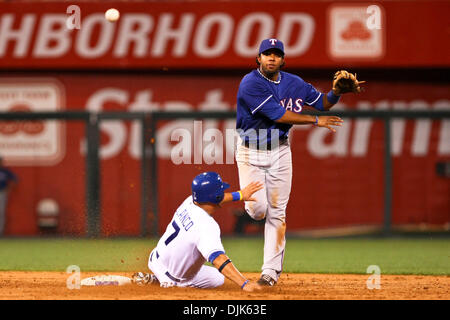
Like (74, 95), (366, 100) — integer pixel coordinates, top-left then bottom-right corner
(332, 70), (365, 95)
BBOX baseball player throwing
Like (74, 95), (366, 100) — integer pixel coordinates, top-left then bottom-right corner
(235, 38), (364, 286)
(133, 172), (263, 292)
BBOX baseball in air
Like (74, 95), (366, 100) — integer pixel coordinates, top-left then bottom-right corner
(105, 8), (120, 22)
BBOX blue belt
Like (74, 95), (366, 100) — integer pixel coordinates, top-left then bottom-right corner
(243, 137), (287, 150)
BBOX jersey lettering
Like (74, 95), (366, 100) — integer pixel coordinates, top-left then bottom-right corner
(175, 208), (195, 231)
(294, 98), (303, 112)
(279, 98), (303, 113)
(286, 98), (293, 111)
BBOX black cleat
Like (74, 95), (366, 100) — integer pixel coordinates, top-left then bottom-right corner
(257, 274), (276, 286)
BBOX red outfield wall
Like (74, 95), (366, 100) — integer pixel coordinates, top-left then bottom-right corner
(0, 74), (448, 235)
(0, 0), (448, 235)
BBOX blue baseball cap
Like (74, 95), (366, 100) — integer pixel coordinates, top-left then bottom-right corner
(258, 38), (285, 56)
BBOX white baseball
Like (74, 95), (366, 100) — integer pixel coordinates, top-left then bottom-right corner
(105, 8), (120, 22)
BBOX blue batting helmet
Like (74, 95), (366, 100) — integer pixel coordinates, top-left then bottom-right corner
(191, 172), (230, 204)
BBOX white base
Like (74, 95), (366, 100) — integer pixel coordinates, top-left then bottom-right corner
(81, 275), (132, 286)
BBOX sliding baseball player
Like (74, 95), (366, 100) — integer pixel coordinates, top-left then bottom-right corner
(133, 172), (263, 291)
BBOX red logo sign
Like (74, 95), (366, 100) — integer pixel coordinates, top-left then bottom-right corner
(341, 21), (371, 40)
(0, 104), (45, 135)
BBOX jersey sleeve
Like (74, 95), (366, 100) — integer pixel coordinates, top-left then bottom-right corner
(239, 82), (286, 121)
(197, 221), (225, 262)
(303, 82), (324, 111)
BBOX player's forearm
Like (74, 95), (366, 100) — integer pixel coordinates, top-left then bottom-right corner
(220, 193), (233, 204)
(213, 254), (248, 289)
(323, 89), (341, 110)
(323, 94), (335, 111)
(275, 110), (317, 125)
(220, 191), (242, 205)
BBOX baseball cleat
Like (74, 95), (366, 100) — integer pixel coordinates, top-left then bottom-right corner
(257, 274), (276, 286)
(132, 272), (159, 285)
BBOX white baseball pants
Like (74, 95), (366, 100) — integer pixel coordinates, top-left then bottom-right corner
(148, 249), (224, 289)
(236, 140), (292, 282)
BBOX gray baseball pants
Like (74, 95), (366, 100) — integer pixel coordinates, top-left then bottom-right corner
(236, 140), (292, 282)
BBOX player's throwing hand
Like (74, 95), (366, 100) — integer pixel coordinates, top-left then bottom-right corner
(316, 116), (344, 132)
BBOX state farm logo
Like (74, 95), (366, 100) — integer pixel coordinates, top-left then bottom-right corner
(341, 21), (371, 41)
(0, 80), (65, 166)
(328, 5), (384, 59)
(0, 105), (45, 135)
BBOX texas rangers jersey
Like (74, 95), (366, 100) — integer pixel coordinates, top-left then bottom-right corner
(236, 69), (324, 144)
(154, 196), (225, 281)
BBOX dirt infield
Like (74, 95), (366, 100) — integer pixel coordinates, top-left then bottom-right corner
(0, 272), (448, 300)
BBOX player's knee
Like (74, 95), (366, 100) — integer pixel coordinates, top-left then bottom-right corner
(217, 274), (225, 287)
(211, 273), (225, 288)
(246, 202), (267, 220)
(268, 207), (287, 221)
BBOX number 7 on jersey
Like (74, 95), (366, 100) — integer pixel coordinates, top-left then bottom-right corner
(164, 221), (180, 245)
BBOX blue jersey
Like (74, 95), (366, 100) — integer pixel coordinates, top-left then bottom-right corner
(236, 69), (324, 144)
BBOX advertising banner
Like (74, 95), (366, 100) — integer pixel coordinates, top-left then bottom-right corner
(0, 1), (449, 69)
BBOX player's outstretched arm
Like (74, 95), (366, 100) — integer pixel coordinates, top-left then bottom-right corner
(220, 181), (263, 205)
(275, 110), (344, 132)
(212, 253), (262, 292)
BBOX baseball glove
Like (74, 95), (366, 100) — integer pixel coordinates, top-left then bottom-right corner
(332, 70), (365, 95)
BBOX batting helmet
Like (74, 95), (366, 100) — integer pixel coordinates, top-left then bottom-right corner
(191, 172), (230, 204)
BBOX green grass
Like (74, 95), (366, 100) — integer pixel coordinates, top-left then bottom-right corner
(0, 237), (448, 275)
(224, 237), (450, 275)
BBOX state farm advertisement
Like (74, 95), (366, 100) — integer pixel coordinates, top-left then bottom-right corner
(0, 74), (449, 236)
(0, 1), (449, 69)
(0, 79), (65, 165)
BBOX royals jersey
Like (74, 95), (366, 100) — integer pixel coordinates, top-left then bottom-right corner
(236, 69), (324, 143)
(154, 196), (225, 281)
